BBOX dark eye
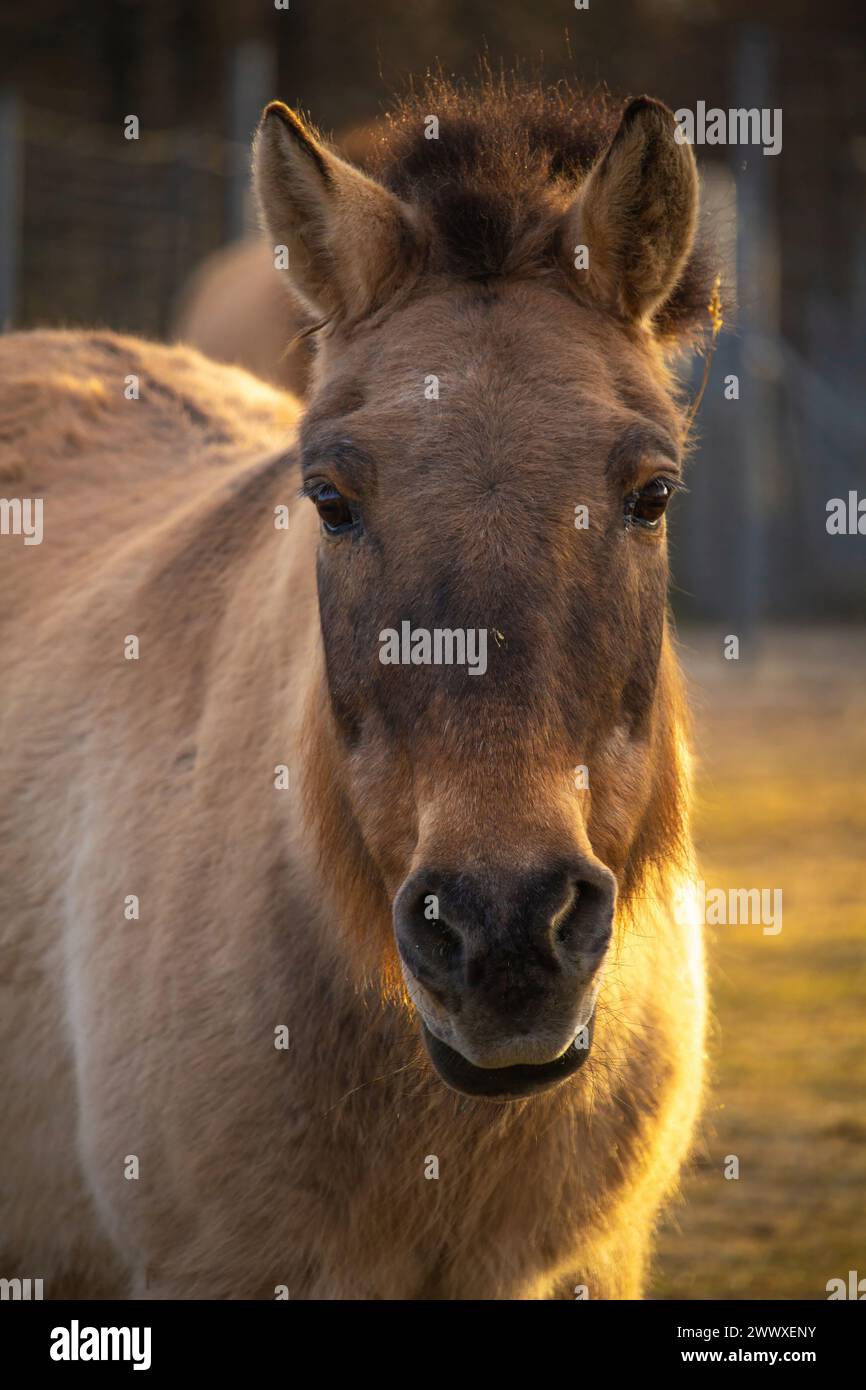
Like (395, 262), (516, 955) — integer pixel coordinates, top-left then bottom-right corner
(625, 476), (677, 530)
(310, 483), (357, 535)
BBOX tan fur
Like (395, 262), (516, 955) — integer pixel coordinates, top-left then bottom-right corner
(0, 90), (707, 1301)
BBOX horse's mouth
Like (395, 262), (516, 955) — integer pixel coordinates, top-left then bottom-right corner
(420, 1013), (595, 1101)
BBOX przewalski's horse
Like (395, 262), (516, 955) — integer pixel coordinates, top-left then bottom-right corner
(0, 79), (709, 1299)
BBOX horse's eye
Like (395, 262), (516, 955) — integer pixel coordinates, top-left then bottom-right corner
(311, 483), (356, 534)
(625, 477), (676, 530)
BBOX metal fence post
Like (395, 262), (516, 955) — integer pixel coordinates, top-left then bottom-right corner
(226, 40), (277, 242)
(0, 88), (20, 329)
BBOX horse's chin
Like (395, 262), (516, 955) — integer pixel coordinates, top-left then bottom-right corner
(420, 1012), (595, 1102)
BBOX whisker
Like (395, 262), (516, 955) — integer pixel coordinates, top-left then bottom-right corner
(321, 1058), (423, 1114)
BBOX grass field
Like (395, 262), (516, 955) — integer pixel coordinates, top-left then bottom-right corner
(652, 626), (866, 1300)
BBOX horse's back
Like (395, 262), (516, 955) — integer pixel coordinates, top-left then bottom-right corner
(0, 329), (299, 626)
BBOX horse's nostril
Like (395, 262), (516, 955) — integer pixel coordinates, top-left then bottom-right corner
(555, 884), (580, 945)
(554, 880), (611, 953)
(428, 915), (462, 962)
(396, 889), (464, 984)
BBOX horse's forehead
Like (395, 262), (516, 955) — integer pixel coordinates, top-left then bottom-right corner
(367, 284), (619, 385)
(347, 286), (671, 451)
(314, 285), (677, 496)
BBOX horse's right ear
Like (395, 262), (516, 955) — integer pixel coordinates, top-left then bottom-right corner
(253, 102), (420, 323)
(563, 96), (699, 325)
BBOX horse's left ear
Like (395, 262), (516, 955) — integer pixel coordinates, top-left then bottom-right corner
(253, 101), (420, 323)
(563, 97), (698, 324)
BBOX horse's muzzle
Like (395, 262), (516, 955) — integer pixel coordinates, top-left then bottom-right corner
(394, 856), (615, 1098)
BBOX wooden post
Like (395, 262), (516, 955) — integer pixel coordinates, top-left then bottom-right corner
(0, 88), (20, 329)
(728, 24), (781, 646)
(226, 39), (277, 242)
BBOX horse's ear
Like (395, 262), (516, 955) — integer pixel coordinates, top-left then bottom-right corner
(253, 102), (420, 322)
(564, 97), (698, 324)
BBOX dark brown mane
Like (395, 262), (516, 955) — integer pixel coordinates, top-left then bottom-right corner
(363, 73), (715, 343)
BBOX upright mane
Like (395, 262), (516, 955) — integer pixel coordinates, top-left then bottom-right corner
(359, 73), (716, 345)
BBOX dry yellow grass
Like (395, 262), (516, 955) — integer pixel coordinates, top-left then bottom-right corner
(652, 626), (866, 1300)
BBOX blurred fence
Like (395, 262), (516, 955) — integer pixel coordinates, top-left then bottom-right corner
(677, 329), (866, 627)
(4, 98), (243, 337)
